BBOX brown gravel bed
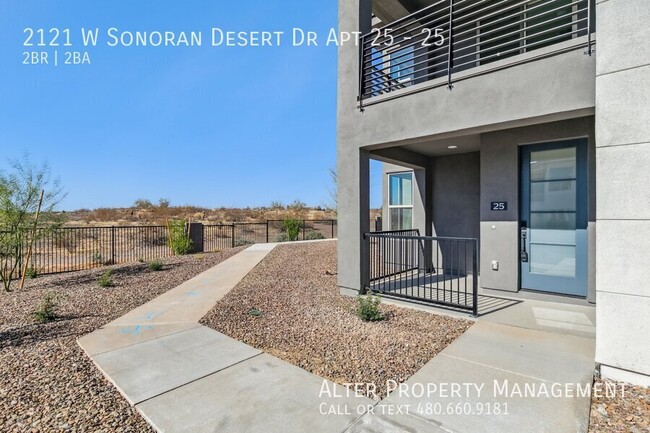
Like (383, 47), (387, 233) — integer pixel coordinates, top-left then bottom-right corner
(0, 247), (244, 432)
(589, 379), (650, 433)
(201, 241), (472, 398)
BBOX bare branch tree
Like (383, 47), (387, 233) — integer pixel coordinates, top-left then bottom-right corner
(0, 156), (66, 292)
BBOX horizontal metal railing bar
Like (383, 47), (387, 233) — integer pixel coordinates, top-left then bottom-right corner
(452, 8), (586, 60)
(452, 0), (583, 48)
(360, 36), (591, 105)
(367, 21), (587, 95)
(452, 24), (586, 69)
(363, 5), (582, 79)
(454, 0), (574, 39)
(374, 291), (475, 311)
(359, 0), (592, 102)
(366, 233), (478, 242)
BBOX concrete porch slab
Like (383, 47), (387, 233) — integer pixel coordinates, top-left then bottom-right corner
(482, 299), (596, 338)
(136, 353), (372, 433)
(91, 325), (261, 405)
(442, 321), (595, 384)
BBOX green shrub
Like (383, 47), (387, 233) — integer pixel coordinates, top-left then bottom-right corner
(168, 220), (192, 255)
(305, 230), (325, 240)
(273, 232), (289, 242)
(355, 291), (384, 322)
(98, 270), (114, 288)
(149, 260), (163, 271)
(33, 291), (62, 324)
(282, 219), (302, 241)
(234, 238), (254, 247)
(91, 251), (104, 264)
(25, 267), (39, 279)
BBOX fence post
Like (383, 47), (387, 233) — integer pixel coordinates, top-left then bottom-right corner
(266, 220), (269, 243)
(111, 226), (116, 265)
(302, 220), (306, 240)
(331, 220), (335, 239)
(231, 224), (235, 248)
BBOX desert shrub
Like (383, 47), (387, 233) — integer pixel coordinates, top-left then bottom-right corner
(283, 219), (302, 242)
(32, 291), (63, 323)
(273, 232), (289, 242)
(98, 270), (114, 288)
(168, 220), (192, 255)
(355, 291), (384, 322)
(305, 230), (325, 240)
(25, 266), (39, 279)
(234, 238), (254, 247)
(149, 260), (163, 271)
(133, 199), (154, 209)
(91, 251), (104, 264)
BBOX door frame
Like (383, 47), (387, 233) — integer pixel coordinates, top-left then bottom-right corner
(518, 138), (589, 297)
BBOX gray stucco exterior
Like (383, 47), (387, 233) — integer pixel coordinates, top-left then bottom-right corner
(337, 0), (650, 385)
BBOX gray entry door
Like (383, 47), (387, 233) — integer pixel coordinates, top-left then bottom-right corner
(520, 139), (588, 297)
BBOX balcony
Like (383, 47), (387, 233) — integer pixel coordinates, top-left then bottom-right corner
(359, 0), (595, 108)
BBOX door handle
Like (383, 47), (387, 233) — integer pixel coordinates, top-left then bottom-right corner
(520, 224), (529, 263)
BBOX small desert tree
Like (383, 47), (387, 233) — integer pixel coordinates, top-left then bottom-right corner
(0, 157), (65, 292)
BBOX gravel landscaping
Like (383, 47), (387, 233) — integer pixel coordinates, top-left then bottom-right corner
(0, 248), (243, 432)
(589, 379), (650, 433)
(201, 241), (473, 399)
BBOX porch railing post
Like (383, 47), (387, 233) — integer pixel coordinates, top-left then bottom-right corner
(585, 0), (593, 56)
(472, 239), (478, 317)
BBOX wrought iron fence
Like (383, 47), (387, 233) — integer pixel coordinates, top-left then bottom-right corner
(359, 0), (595, 107)
(365, 231), (478, 316)
(5, 220), (338, 276)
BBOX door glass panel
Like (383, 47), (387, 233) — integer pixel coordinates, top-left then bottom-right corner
(531, 180), (576, 211)
(530, 147), (576, 180)
(530, 212), (576, 230)
(527, 146), (578, 278)
(529, 244), (576, 277)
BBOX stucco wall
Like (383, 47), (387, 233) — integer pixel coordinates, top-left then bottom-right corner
(479, 118), (596, 300)
(595, 0), (650, 386)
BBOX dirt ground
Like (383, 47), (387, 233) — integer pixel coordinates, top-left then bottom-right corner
(201, 241), (473, 399)
(0, 248), (243, 432)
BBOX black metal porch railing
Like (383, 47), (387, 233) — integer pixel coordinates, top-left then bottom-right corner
(359, 0), (594, 107)
(365, 231), (478, 316)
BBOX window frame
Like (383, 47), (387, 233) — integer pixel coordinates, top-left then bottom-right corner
(388, 171), (414, 231)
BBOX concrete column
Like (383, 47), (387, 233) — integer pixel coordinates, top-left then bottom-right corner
(595, 0), (650, 386)
(337, 148), (370, 295)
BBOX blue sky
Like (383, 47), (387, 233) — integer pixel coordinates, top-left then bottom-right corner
(0, 0), (382, 210)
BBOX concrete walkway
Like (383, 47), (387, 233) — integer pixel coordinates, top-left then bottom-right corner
(78, 243), (372, 432)
(79, 243), (596, 433)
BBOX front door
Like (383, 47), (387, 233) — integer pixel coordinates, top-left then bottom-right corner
(520, 139), (588, 297)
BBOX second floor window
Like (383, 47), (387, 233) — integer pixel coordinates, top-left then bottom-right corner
(388, 46), (414, 83)
(389, 172), (413, 230)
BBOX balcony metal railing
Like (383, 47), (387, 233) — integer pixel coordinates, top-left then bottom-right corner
(365, 231), (479, 316)
(358, 0), (595, 108)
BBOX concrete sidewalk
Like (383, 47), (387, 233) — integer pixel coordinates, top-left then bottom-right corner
(79, 243), (372, 432)
(79, 242), (596, 433)
(348, 319), (595, 433)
